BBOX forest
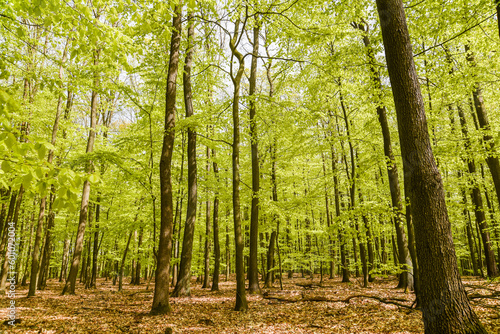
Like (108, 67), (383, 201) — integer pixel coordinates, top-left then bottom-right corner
(1, 0), (500, 333)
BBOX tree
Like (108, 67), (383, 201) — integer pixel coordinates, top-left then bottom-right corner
(62, 45), (100, 296)
(151, 3), (182, 315)
(229, 11), (248, 312)
(171, 12), (197, 298)
(375, 0), (487, 332)
(247, 18), (261, 295)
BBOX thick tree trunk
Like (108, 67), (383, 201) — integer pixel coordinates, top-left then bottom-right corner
(151, 5), (181, 315)
(171, 14), (196, 298)
(229, 17), (248, 311)
(375, 0), (487, 332)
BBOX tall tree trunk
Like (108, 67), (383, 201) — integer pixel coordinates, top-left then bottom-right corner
(0, 190), (18, 290)
(467, 45), (500, 224)
(60, 236), (71, 282)
(458, 106), (498, 277)
(264, 231), (276, 288)
(90, 194), (100, 288)
(151, 5), (181, 314)
(321, 153), (335, 279)
(202, 147), (211, 289)
(135, 227), (142, 285)
(229, 16), (248, 311)
(355, 23), (413, 290)
(37, 191), (55, 290)
(226, 208), (230, 281)
(329, 145), (348, 283)
(26, 38), (68, 294)
(62, 48), (100, 296)
(211, 150), (220, 291)
(248, 20), (261, 295)
(171, 13), (196, 298)
(375, 0), (487, 332)
(171, 134), (185, 287)
(462, 190), (479, 276)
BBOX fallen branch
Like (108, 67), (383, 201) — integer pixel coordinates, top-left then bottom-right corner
(263, 293), (415, 309)
(296, 283), (321, 289)
(468, 291), (500, 300)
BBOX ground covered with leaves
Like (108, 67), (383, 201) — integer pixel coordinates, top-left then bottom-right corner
(1, 275), (499, 333)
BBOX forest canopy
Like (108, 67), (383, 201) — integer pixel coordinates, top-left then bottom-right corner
(1, 0), (500, 333)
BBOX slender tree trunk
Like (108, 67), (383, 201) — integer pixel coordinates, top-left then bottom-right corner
(355, 23), (413, 289)
(458, 107), (497, 277)
(211, 151), (220, 291)
(466, 48), (500, 221)
(229, 17), (248, 311)
(151, 5), (181, 314)
(60, 236), (71, 282)
(0, 191), (18, 290)
(118, 232), (133, 292)
(135, 227), (142, 285)
(264, 231), (276, 288)
(226, 208), (230, 281)
(171, 13), (196, 298)
(375, 1), (487, 332)
(248, 20), (261, 295)
(171, 135), (185, 287)
(62, 48), (100, 296)
(90, 195), (100, 288)
(321, 153), (335, 279)
(37, 192), (55, 290)
(202, 147), (211, 289)
(462, 190), (479, 276)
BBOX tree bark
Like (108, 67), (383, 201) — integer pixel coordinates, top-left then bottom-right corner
(264, 231), (276, 288)
(171, 13), (196, 298)
(211, 150), (220, 291)
(151, 4), (181, 314)
(229, 16), (248, 311)
(375, 0), (487, 332)
(202, 148), (211, 289)
(248, 20), (261, 295)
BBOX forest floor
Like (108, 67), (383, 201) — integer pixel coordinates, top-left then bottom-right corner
(1, 275), (499, 333)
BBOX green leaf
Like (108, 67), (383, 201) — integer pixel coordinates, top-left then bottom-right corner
(1, 160), (10, 172)
(22, 172), (33, 189)
(88, 173), (99, 184)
